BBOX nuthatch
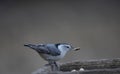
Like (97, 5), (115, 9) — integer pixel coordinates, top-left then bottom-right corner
(24, 43), (80, 71)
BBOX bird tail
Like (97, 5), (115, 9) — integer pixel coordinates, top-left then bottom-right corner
(24, 44), (38, 50)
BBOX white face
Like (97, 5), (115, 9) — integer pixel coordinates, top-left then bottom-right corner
(58, 44), (72, 52)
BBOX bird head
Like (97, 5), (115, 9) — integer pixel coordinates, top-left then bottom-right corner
(56, 43), (80, 52)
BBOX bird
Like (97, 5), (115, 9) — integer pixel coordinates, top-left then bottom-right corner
(24, 43), (80, 71)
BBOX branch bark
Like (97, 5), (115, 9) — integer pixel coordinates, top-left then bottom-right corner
(60, 58), (120, 71)
(32, 58), (120, 74)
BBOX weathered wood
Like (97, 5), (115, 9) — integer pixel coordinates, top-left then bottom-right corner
(32, 58), (120, 74)
(60, 58), (120, 71)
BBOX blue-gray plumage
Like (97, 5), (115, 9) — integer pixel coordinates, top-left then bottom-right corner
(26, 44), (61, 56)
(24, 43), (80, 71)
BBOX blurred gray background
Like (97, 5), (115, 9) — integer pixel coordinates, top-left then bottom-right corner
(0, 0), (120, 74)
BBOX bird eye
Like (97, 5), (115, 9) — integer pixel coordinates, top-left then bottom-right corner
(65, 46), (70, 48)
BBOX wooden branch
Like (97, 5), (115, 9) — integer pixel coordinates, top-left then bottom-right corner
(32, 58), (120, 74)
(60, 58), (120, 71)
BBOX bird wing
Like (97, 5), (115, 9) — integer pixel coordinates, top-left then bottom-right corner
(36, 44), (61, 56)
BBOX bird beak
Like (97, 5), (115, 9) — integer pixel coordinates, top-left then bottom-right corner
(73, 47), (80, 51)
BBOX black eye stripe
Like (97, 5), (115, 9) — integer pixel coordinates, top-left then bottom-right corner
(66, 46), (69, 48)
(65, 46), (70, 48)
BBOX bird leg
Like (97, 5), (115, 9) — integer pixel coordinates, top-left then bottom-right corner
(48, 61), (59, 71)
(54, 61), (59, 71)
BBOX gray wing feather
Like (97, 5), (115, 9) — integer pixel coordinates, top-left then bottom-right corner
(36, 44), (61, 56)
